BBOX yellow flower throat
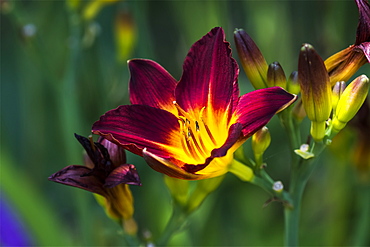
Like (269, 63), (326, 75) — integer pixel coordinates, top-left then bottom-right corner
(173, 101), (222, 164)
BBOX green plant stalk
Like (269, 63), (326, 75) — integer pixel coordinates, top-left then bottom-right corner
(156, 203), (188, 246)
(284, 141), (326, 246)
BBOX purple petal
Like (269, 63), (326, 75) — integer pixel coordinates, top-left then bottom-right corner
(48, 165), (107, 196)
(175, 27), (239, 117)
(92, 104), (182, 157)
(98, 137), (127, 167)
(355, 0), (370, 45)
(104, 164), (142, 188)
(235, 87), (296, 137)
(142, 149), (201, 180)
(129, 59), (177, 114)
(358, 41), (370, 62)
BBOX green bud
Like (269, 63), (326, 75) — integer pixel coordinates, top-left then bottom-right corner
(287, 71), (300, 95)
(332, 75), (369, 132)
(267, 62), (287, 88)
(234, 29), (268, 89)
(298, 43), (332, 141)
(252, 126), (271, 156)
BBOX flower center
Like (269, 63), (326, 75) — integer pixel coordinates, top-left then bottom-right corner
(173, 101), (221, 163)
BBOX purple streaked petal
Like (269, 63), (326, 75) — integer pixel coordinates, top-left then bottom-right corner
(142, 149), (201, 180)
(98, 137), (127, 167)
(92, 105), (182, 157)
(48, 165), (107, 196)
(176, 27), (239, 116)
(358, 41), (370, 62)
(129, 59), (177, 114)
(235, 87), (296, 137)
(104, 164), (141, 188)
(355, 0), (370, 45)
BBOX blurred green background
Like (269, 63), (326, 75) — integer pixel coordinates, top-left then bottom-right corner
(1, 0), (369, 246)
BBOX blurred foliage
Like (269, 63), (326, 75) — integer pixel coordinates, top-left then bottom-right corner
(1, 0), (369, 246)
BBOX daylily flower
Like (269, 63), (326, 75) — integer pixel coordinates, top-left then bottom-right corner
(325, 0), (370, 85)
(49, 134), (141, 223)
(92, 27), (296, 180)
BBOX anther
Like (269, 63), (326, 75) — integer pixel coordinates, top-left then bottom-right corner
(195, 121), (200, 131)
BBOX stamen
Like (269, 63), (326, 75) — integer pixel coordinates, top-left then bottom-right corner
(173, 101), (192, 119)
(199, 107), (218, 145)
(188, 127), (207, 158)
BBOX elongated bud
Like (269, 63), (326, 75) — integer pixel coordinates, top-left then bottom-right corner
(83, 0), (118, 21)
(234, 29), (268, 89)
(267, 62), (286, 88)
(298, 43), (332, 141)
(252, 127), (271, 156)
(332, 75), (369, 132)
(332, 81), (346, 115)
(115, 11), (136, 63)
(66, 0), (80, 10)
(287, 71), (300, 95)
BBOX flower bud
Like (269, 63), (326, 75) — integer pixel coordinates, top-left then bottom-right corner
(332, 75), (369, 132)
(332, 81), (346, 115)
(115, 11), (136, 63)
(234, 29), (268, 89)
(298, 43), (332, 141)
(252, 127), (271, 156)
(292, 98), (306, 122)
(83, 0), (118, 21)
(267, 62), (286, 88)
(287, 71), (300, 95)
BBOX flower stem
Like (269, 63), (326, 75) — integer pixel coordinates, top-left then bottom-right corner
(156, 203), (187, 246)
(284, 142), (326, 246)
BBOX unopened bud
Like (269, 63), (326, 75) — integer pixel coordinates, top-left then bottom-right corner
(332, 75), (369, 132)
(292, 98), (306, 122)
(287, 71), (300, 95)
(332, 81), (346, 115)
(234, 29), (268, 89)
(267, 62), (286, 88)
(252, 126), (271, 156)
(298, 44), (332, 141)
(115, 11), (136, 63)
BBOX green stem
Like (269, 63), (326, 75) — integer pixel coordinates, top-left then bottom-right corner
(284, 142), (326, 246)
(156, 204), (187, 246)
